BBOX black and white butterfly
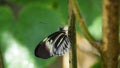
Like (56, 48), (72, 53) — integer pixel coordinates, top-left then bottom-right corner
(34, 26), (70, 59)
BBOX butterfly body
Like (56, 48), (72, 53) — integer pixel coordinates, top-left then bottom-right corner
(34, 27), (70, 59)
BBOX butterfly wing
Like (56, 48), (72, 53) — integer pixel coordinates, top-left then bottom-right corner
(35, 31), (63, 59)
(34, 41), (51, 59)
(34, 31), (70, 59)
(53, 34), (70, 56)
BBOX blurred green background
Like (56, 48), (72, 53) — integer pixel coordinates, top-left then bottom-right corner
(0, 0), (102, 68)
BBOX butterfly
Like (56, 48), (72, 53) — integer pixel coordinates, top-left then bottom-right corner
(34, 26), (70, 59)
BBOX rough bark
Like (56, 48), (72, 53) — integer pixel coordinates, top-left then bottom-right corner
(101, 0), (120, 68)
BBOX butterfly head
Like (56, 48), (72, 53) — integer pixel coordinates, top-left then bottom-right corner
(59, 26), (68, 35)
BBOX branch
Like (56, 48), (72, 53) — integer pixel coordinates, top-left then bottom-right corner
(70, 0), (101, 50)
(68, 0), (77, 68)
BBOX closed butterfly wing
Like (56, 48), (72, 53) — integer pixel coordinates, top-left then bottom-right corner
(35, 27), (70, 59)
(52, 34), (70, 56)
(34, 41), (51, 59)
(34, 31), (64, 59)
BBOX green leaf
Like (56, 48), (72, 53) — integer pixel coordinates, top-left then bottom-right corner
(89, 16), (102, 40)
(0, 6), (14, 32)
(13, 3), (66, 68)
(0, 1), (67, 68)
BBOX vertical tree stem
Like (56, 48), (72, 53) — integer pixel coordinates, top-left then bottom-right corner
(68, 0), (77, 68)
(102, 0), (120, 68)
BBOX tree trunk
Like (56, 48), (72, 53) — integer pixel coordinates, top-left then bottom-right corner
(101, 0), (120, 68)
(101, 48), (119, 68)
